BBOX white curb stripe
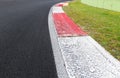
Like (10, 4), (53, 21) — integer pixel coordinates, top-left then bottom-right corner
(52, 6), (64, 13)
(86, 36), (120, 67)
(58, 36), (120, 78)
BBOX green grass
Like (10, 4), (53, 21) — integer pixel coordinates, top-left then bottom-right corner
(63, 0), (120, 60)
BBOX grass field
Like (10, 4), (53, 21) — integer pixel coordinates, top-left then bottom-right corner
(63, 0), (120, 60)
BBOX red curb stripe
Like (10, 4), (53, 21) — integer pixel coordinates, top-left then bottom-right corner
(56, 4), (64, 7)
(53, 13), (87, 37)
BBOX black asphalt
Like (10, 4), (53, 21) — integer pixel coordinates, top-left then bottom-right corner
(0, 0), (66, 78)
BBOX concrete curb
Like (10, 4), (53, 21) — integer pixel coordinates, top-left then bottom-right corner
(48, 5), (69, 78)
(48, 2), (120, 78)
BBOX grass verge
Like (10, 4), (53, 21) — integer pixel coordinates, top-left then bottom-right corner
(63, 0), (120, 60)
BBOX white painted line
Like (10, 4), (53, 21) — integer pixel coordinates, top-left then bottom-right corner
(52, 6), (64, 13)
(58, 36), (120, 78)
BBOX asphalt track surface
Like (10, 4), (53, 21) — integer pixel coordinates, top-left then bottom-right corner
(0, 0), (67, 78)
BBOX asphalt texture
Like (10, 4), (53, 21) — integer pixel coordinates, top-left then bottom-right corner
(0, 0), (66, 78)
